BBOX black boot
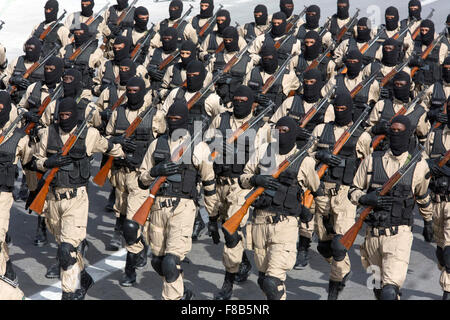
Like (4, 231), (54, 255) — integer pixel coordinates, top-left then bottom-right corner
(443, 291), (450, 300)
(109, 215), (124, 251)
(181, 289), (194, 300)
(234, 251), (252, 283)
(34, 216), (48, 247)
(294, 236), (311, 270)
(136, 242), (148, 270)
(214, 272), (236, 300)
(73, 269), (94, 300)
(105, 188), (116, 212)
(120, 251), (138, 287)
(45, 260), (61, 279)
(327, 271), (352, 300)
(192, 211), (206, 241)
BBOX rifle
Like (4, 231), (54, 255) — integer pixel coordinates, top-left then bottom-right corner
(130, 23), (155, 62)
(305, 40), (336, 72)
(24, 83), (64, 135)
(341, 26), (386, 74)
(159, 49), (180, 71)
(410, 29), (446, 78)
(299, 86), (337, 128)
(132, 120), (208, 225)
(0, 110), (25, 145)
(412, 8), (435, 40)
(198, 4), (224, 38)
(39, 9), (67, 41)
(9, 44), (61, 95)
(371, 86), (429, 150)
(285, 6), (307, 34)
(335, 8), (360, 43)
(222, 137), (316, 235)
(393, 17), (417, 41)
(318, 18), (332, 38)
(29, 107), (96, 214)
(173, 4), (194, 29)
(379, 57), (412, 87)
(69, 2), (110, 43)
(302, 105), (371, 208)
(68, 37), (97, 62)
(349, 70), (380, 98)
(93, 97), (160, 186)
(274, 29), (296, 50)
(340, 144), (425, 249)
(432, 100), (448, 130)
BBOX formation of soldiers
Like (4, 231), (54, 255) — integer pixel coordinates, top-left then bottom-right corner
(0, 0), (449, 301)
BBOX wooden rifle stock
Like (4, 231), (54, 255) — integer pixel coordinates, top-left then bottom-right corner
(215, 41), (225, 54)
(335, 9), (360, 43)
(39, 10), (67, 41)
(8, 60), (40, 95)
(299, 87), (336, 128)
(198, 4), (224, 37)
(159, 51), (180, 71)
(411, 30), (445, 78)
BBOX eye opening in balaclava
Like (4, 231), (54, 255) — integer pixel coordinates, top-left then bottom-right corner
(385, 6), (399, 31)
(63, 68), (82, 98)
(408, 0), (421, 20)
(254, 4), (268, 26)
(161, 27), (178, 53)
(442, 56), (450, 84)
(186, 60), (206, 93)
(81, 0), (94, 17)
(167, 99), (189, 136)
(169, 0), (183, 21)
(337, 0), (349, 20)
(134, 6), (149, 33)
(45, 0), (59, 24)
(58, 97), (79, 133)
(119, 58), (137, 86)
(125, 76), (145, 110)
(275, 116), (298, 155)
(392, 71), (411, 103)
(356, 17), (371, 43)
(216, 9), (231, 35)
(260, 44), (278, 75)
(303, 30), (321, 61)
(24, 37), (42, 63)
(279, 0), (294, 19)
(305, 5), (320, 30)
(345, 49), (363, 79)
(222, 26), (239, 52)
(199, 0), (214, 19)
(333, 91), (354, 126)
(388, 115), (412, 156)
(74, 23), (91, 48)
(271, 11), (287, 38)
(113, 36), (131, 63)
(381, 38), (400, 67)
(180, 40), (197, 68)
(232, 85), (254, 119)
(420, 19), (435, 46)
(44, 56), (64, 88)
(302, 68), (322, 103)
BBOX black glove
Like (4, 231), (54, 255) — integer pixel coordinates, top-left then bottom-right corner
(11, 75), (31, 89)
(150, 161), (180, 177)
(64, 58), (73, 69)
(208, 215), (220, 244)
(299, 205), (313, 223)
(122, 137), (137, 153)
(249, 174), (280, 190)
(297, 127), (312, 140)
(147, 66), (165, 81)
(422, 219), (434, 243)
(203, 53), (211, 62)
(428, 159), (450, 178)
(216, 72), (232, 85)
(412, 70), (425, 85)
(409, 55), (424, 68)
(436, 112), (448, 124)
(23, 111), (40, 123)
(315, 150), (343, 167)
(358, 190), (394, 211)
(254, 93), (271, 106)
(427, 108), (440, 122)
(44, 154), (73, 169)
(379, 87), (391, 100)
(371, 119), (390, 135)
(108, 23), (121, 36)
(362, 55), (372, 66)
(100, 109), (112, 122)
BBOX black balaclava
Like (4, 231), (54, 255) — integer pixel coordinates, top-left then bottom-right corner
(382, 38), (400, 67)
(74, 23), (91, 48)
(408, 0), (421, 20)
(303, 69), (322, 103)
(223, 27), (239, 52)
(126, 77), (145, 110)
(232, 85), (254, 119)
(169, 0), (183, 21)
(113, 36), (131, 63)
(260, 45), (278, 75)
(186, 60), (206, 93)
(81, 0), (94, 17)
(442, 56), (450, 83)
(0, 91), (12, 128)
(45, 0), (59, 24)
(134, 6), (149, 33)
(306, 5), (320, 30)
(356, 17), (371, 43)
(276, 116), (298, 155)
(333, 92), (354, 126)
(161, 27), (178, 53)
(117, 0), (128, 11)
(167, 100), (189, 135)
(280, 0), (294, 19)
(388, 115), (412, 156)
(304, 30), (321, 61)
(58, 97), (79, 133)
(119, 58), (137, 86)
(254, 5), (268, 26)
(337, 0), (349, 20)
(345, 49), (363, 79)
(63, 68), (82, 98)
(199, 0), (214, 19)
(385, 6), (399, 31)
(392, 71), (411, 103)
(179, 40), (196, 68)
(44, 57), (64, 88)
(420, 19), (435, 46)
(24, 37), (42, 63)
(216, 9), (231, 35)
(271, 12), (287, 37)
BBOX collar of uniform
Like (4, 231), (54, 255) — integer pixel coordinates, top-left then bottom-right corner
(386, 149), (410, 163)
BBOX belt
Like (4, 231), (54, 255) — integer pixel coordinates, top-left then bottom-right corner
(216, 176), (237, 186)
(265, 214), (287, 224)
(369, 225), (411, 237)
(52, 188), (78, 201)
(159, 198), (180, 209)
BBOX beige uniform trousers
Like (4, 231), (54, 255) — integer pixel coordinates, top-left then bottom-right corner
(432, 200), (450, 292)
(314, 183), (356, 282)
(252, 211), (299, 300)
(46, 186), (89, 293)
(217, 178), (249, 273)
(299, 202), (315, 239)
(110, 169), (149, 254)
(147, 197), (197, 300)
(359, 225), (413, 289)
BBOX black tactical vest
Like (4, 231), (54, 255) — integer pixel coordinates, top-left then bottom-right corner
(248, 66), (287, 112)
(153, 134), (199, 199)
(170, 63), (185, 89)
(288, 95), (328, 132)
(370, 61), (394, 99)
(27, 82), (44, 113)
(430, 81), (447, 112)
(329, 15), (352, 42)
(296, 54), (330, 84)
(160, 19), (188, 45)
(263, 34), (296, 66)
(107, 6), (135, 27)
(46, 123), (91, 188)
(12, 56), (45, 101)
(69, 12), (103, 36)
(148, 47), (168, 90)
(428, 128), (450, 196)
(347, 37), (379, 66)
(54, 96), (90, 124)
(335, 74), (371, 120)
(366, 151), (417, 227)
(101, 60), (117, 88)
(63, 40), (99, 89)
(413, 41), (442, 85)
(317, 122), (363, 185)
(32, 22), (63, 57)
(175, 87), (212, 135)
(0, 128), (25, 192)
(244, 22), (257, 43)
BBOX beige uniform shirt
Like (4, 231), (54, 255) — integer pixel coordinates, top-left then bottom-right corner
(199, 34), (248, 61)
(362, 63), (412, 84)
(18, 82), (52, 110)
(242, 67), (300, 97)
(143, 47), (180, 71)
(349, 149), (433, 221)
(206, 48), (254, 75)
(58, 44), (104, 70)
(2, 57), (41, 88)
(324, 72), (380, 104)
(29, 22), (71, 49)
(64, 11), (107, 38)
(151, 18), (198, 48)
(95, 86), (155, 112)
(238, 17), (272, 40)
(138, 134), (219, 216)
(414, 37), (449, 65)
(248, 33), (302, 67)
(333, 28), (379, 67)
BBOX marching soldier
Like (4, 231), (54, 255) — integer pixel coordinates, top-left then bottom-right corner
(29, 0), (71, 58)
(238, 5), (271, 43)
(137, 100), (220, 300)
(279, 0), (305, 31)
(326, 0), (355, 43)
(309, 91), (372, 300)
(349, 115), (433, 300)
(189, 0), (215, 42)
(295, 5), (334, 49)
(150, 0), (198, 49)
(64, 0), (106, 38)
(239, 116), (320, 300)
(400, 0), (423, 36)
(424, 100), (450, 300)
(33, 96), (125, 299)
(0, 91), (32, 300)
